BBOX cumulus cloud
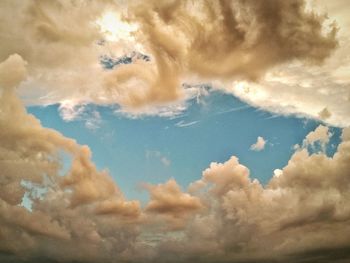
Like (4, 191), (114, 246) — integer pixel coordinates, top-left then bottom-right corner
(0, 54), (142, 262)
(1, 1), (350, 262)
(182, 127), (350, 262)
(250, 136), (267, 151)
(303, 124), (332, 150)
(1, 54), (350, 262)
(144, 179), (203, 230)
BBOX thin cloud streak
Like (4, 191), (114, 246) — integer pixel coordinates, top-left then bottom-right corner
(175, 120), (200, 128)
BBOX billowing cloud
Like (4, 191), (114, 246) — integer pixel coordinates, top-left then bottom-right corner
(250, 136), (267, 151)
(0, 0), (342, 123)
(1, 1), (350, 262)
(0, 54), (142, 262)
(303, 124), (332, 151)
(144, 179), (203, 230)
(1, 53), (350, 262)
(183, 127), (350, 262)
(220, 0), (350, 127)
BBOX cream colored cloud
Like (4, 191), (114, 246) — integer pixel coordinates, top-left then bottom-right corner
(0, 54), (142, 262)
(144, 179), (203, 230)
(116, 0), (337, 108)
(1, 1), (350, 262)
(0, 0), (342, 122)
(342, 127), (350, 141)
(302, 124), (331, 149)
(250, 136), (267, 151)
(1, 54), (350, 262)
(192, 156), (251, 197)
(221, 0), (350, 127)
(318, 107), (332, 120)
(179, 127), (350, 262)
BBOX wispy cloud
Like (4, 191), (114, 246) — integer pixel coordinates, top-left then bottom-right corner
(59, 103), (102, 130)
(175, 120), (199, 128)
(213, 105), (251, 116)
(146, 150), (171, 167)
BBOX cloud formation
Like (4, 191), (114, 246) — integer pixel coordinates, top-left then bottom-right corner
(0, 54), (142, 262)
(222, 0), (350, 127)
(250, 136), (267, 151)
(0, 0), (343, 123)
(1, 54), (350, 262)
(1, 1), (350, 262)
(144, 179), (203, 230)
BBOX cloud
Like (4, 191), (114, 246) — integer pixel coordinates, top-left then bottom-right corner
(318, 107), (332, 120)
(59, 102), (102, 130)
(219, 0), (350, 128)
(0, 0), (341, 122)
(175, 120), (199, 128)
(0, 54), (142, 262)
(1, 1), (350, 262)
(114, 0), (337, 108)
(58, 101), (86, 122)
(144, 179), (203, 230)
(183, 127), (350, 262)
(0, 54), (27, 89)
(1, 55), (350, 262)
(250, 136), (267, 151)
(303, 124), (332, 147)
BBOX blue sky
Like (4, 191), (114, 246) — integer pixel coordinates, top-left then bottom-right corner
(28, 89), (342, 202)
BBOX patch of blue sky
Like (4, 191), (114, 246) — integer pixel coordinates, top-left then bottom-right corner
(20, 178), (49, 211)
(27, 89), (342, 202)
(100, 51), (150, 70)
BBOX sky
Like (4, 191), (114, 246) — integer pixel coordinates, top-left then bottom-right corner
(28, 91), (341, 203)
(0, 1), (350, 263)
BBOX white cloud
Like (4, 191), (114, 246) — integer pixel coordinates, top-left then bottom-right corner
(273, 169), (283, 178)
(58, 101), (86, 122)
(59, 103), (102, 130)
(84, 110), (102, 130)
(250, 136), (267, 152)
(175, 120), (199, 128)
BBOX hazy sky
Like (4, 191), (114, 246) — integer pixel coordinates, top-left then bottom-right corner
(0, 1), (350, 263)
